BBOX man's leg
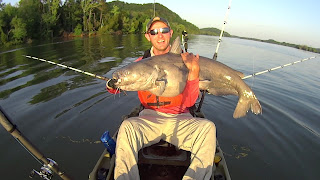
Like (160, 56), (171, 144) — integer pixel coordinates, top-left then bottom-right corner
(164, 113), (216, 180)
(114, 109), (165, 180)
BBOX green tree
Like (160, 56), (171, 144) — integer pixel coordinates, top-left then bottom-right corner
(0, 1), (6, 44)
(80, 0), (99, 32)
(41, 0), (61, 38)
(108, 5), (122, 32)
(74, 23), (82, 35)
(61, 0), (82, 33)
(97, 0), (107, 29)
(121, 12), (130, 33)
(18, 0), (42, 39)
(0, 3), (8, 44)
(10, 16), (27, 42)
(0, 3), (18, 44)
(173, 23), (186, 35)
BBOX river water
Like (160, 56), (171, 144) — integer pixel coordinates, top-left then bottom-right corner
(0, 34), (319, 180)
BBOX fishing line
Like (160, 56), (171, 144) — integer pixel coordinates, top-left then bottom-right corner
(213, 0), (232, 60)
(15, 138), (43, 165)
(23, 55), (109, 81)
(250, 55), (256, 88)
(23, 55), (129, 98)
(242, 56), (317, 79)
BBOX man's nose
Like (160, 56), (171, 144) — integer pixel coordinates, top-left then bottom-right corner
(158, 32), (164, 37)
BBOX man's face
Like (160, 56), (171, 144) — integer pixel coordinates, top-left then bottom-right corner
(145, 21), (173, 55)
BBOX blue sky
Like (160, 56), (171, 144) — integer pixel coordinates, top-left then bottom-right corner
(3, 0), (320, 48)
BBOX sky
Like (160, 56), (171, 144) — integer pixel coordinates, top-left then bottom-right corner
(2, 0), (320, 48)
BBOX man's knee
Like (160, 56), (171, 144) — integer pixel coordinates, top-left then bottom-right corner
(201, 119), (216, 131)
(118, 118), (139, 135)
(199, 120), (216, 139)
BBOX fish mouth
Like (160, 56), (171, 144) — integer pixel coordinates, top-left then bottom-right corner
(114, 78), (129, 86)
(113, 75), (138, 86)
(112, 72), (126, 84)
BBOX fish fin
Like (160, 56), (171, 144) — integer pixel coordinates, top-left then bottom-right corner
(155, 80), (166, 87)
(146, 66), (167, 96)
(146, 68), (160, 85)
(154, 80), (166, 95)
(233, 97), (262, 118)
(170, 36), (182, 54)
(235, 70), (244, 78)
(250, 98), (262, 115)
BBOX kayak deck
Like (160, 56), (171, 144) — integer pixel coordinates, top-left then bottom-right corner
(89, 106), (231, 180)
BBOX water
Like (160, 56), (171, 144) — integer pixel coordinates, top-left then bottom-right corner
(0, 34), (319, 180)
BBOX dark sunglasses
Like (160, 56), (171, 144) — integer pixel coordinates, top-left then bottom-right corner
(149, 27), (170, 35)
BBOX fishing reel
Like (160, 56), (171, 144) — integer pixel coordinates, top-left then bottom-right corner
(29, 158), (57, 180)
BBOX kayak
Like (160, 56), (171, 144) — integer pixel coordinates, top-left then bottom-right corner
(89, 105), (231, 180)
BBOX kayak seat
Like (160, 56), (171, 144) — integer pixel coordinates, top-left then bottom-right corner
(138, 140), (190, 180)
(138, 139), (190, 166)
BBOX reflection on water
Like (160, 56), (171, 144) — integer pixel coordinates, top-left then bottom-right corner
(0, 35), (150, 103)
(0, 34), (319, 180)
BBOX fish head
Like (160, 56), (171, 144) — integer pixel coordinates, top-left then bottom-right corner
(112, 61), (165, 92)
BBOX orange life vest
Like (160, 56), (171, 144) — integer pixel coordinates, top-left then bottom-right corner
(138, 90), (184, 109)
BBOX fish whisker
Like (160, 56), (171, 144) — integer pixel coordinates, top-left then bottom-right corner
(122, 90), (128, 96)
(115, 87), (120, 97)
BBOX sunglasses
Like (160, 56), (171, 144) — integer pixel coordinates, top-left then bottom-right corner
(149, 27), (170, 35)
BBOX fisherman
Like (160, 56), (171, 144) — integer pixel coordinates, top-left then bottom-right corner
(107, 17), (216, 180)
(182, 30), (189, 52)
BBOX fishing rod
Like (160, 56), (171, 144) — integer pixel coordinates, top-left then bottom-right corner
(213, 0), (232, 61)
(0, 107), (73, 180)
(23, 55), (109, 81)
(24, 55), (317, 91)
(242, 56), (317, 79)
(153, 0), (156, 17)
(198, 0), (232, 111)
(23, 55), (121, 90)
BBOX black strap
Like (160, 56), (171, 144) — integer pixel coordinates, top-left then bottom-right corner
(142, 49), (151, 59)
(147, 101), (171, 107)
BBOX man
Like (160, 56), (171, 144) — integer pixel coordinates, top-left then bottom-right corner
(108, 17), (216, 180)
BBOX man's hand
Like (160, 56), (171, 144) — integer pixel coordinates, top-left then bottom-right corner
(181, 52), (200, 80)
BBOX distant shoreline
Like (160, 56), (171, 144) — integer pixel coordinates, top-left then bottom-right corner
(199, 28), (319, 54)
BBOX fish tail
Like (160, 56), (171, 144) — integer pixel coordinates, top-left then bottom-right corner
(251, 99), (262, 115)
(233, 97), (262, 118)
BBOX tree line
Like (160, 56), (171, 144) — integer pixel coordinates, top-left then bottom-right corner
(0, 0), (318, 53)
(0, 0), (200, 46)
(234, 36), (319, 53)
